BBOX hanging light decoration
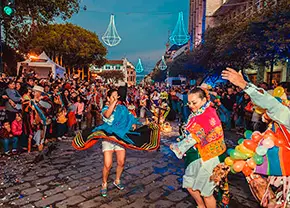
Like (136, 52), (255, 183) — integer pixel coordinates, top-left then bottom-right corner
(135, 58), (144, 73)
(169, 12), (190, 46)
(158, 56), (167, 70)
(102, 14), (121, 47)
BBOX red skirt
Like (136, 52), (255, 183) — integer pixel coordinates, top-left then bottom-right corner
(67, 112), (76, 127)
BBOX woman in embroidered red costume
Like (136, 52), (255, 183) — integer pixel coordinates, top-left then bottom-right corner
(170, 87), (227, 208)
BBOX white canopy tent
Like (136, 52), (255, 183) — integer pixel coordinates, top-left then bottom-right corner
(17, 52), (66, 79)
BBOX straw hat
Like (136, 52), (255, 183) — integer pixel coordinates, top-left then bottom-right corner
(32, 85), (44, 93)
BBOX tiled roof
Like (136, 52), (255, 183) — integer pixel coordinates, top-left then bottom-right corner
(106, 60), (123, 65)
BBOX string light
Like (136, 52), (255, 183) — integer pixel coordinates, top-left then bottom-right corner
(158, 56), (167, 70)
(102, 14), (121, 47)
(169, 12), (190, 46)
(135, 58), (144, 73)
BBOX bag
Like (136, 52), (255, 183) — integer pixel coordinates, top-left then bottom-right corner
(247, 174), (275, 207)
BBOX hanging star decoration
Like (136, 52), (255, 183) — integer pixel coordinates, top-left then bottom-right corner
(169, 12), (190, 46)
(158, 56), (167, 71)
(135, 58), (144, 73)
(102, 14), (121, 47)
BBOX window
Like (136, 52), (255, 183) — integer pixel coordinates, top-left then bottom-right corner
(116, 66), (121, 70)
(105, 65), (110, 69)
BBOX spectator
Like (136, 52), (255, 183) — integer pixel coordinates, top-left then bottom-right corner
(74, 96), (84, 130)
(0, 120), (18, 155)
(3, 81), (22, 123)
(221, 87), (236, 130)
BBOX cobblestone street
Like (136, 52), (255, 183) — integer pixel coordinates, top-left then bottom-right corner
(0, 122), (259, 208)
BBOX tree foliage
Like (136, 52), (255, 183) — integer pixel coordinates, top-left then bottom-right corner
(2, 0), (80, 46)
(21, 23), (107, 68)
(98, 70), (125, 83)
(165, 0), (290, 84)
(2, 43), (24, 76)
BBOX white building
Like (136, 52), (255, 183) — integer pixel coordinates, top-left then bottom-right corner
(90, 58), (136, 86)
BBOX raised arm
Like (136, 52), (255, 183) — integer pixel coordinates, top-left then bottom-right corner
(222, 68), (290, 129)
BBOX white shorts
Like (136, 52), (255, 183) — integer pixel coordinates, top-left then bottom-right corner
(102, 140), (125, 152)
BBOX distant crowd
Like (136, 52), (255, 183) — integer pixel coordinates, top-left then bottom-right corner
(0, 70), (290, 156)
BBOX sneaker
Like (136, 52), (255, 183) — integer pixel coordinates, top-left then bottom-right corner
(113, 181), (125, 190)
(12, 149), (18, 155)
(57, 137), (62, 141)
(101, 183), (108, 197)
(101, 188), (107, 197)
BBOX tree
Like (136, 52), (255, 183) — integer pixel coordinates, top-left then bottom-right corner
(158, 0), (290, 85)
(22, 23), (107, 70)
(2, 43), (24, 76)
(1, 0), (80, 46)
(98, 70), (125, 83)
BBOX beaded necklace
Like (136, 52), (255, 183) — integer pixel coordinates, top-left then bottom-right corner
(187, 101), (211, 121)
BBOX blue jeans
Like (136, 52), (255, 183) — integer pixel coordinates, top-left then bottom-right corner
(1, 137), (18, 153)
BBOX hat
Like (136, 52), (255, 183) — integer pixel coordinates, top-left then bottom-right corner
(200, 83), (212, 90)
(32, 85), (44, 93)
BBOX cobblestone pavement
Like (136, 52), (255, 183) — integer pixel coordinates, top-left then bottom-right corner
(0, 122), (259, 208)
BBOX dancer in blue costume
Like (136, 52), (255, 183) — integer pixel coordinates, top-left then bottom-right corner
(100, 89), (139, 197)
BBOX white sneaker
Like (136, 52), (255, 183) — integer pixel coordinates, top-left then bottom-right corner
(57, 137), (62, 141)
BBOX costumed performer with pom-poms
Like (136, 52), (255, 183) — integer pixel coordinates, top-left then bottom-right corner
(170, 87), (227, 208)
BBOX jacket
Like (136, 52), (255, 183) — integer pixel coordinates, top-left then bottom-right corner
(12, 120), (23, 136)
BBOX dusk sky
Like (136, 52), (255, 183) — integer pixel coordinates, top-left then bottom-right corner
(63, 0), (189, 75)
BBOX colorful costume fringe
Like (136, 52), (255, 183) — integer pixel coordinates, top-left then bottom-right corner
(72, 122), (160, 151)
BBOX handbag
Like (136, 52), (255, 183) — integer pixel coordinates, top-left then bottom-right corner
(247, 174), (275, 207)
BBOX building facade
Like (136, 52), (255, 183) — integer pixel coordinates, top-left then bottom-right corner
(188, 0), (288, 84)
(211, 0), (287, 84)
(90, 58), (136, 86)
(188, 0), (223, 47)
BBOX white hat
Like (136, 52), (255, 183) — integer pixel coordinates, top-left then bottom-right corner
(32, 85), (44, 93)
(200, 83), (211, 89)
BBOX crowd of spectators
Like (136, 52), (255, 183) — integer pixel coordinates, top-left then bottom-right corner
(0, 70), (289, 156)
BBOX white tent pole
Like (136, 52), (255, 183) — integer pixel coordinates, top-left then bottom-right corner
(17, 62), (20, 76)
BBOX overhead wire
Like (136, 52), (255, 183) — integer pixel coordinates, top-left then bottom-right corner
(79, 8), (188, 15)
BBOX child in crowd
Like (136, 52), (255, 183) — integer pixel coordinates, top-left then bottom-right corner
(67, 101), (77, 136)
(11, 112), (23, 147)
(56, 107), (68, 140)
(0, 120), (18, 155)
(74, 96), (84, 130)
